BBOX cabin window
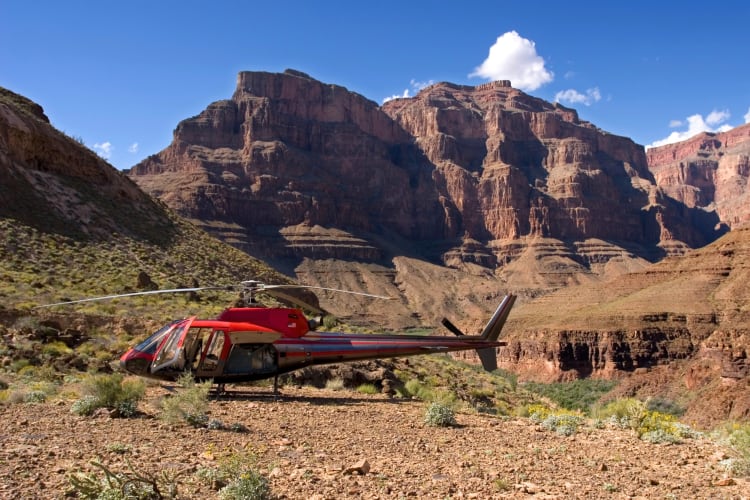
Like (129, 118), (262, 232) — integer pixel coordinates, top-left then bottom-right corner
(226, 344), (276, 374)
(201, 331), (225, 371)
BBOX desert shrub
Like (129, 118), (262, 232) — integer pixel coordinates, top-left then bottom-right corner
(491, 368), (518, 391)
(522, 404), (584, 435)
(641, 428), (681, 444)
(646, 397), (685, 417)
(715, 422), (750, 476)
(159, 372), (211, 426)
(594, 398), (696, 443)
(218, 471), (270, 500)
(324, 378), (345, 391)
(81, 373), (145, 408)
(71, 395), (100, 416)
(591, 398), (643, 422)
(403, 379), (436, 401)
(356, 383), (378, 395)
(523, 379), (617, 413)
(41, 341), (73, 357)
(322, 315), (338, 330)
(229, 422), (249, 433)
(523, 403), (552, 422)
(2, 390), (26, 404)
(196, 450), (271, 499)
(424, 402), (457, 427)
(23, 390), (47, 403)
(404, 379), (423, 397)
(208, 419), (226, 430)
(73, 373), (145, 418)
(68, 459), (188, 499)
(541, 413), (583, 436)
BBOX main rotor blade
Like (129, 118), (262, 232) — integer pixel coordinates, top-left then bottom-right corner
(34, 286), (233, 308)
(259, 284), (393, 300)
(259, 289), (325, 315)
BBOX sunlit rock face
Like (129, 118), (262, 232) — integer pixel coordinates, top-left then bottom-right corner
(647, 122), (750, 229)
(129, 70), (722, 267)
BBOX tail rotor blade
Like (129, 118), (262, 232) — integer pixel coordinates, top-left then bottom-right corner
(441, 318), (465, 337)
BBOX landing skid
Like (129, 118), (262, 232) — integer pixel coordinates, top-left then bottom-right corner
(209, 378), (282, 399)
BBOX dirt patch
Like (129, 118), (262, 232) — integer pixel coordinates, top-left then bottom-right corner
(0, 385), (746, 499)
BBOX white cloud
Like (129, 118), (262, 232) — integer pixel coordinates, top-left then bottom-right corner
(128, 142), (139, 154)
(554, 87), (601, 106)
(93, 141), (113, 159)
(706, 109), (730, 126)
(469, 31), (553, 91)
(669, 119), (683, 128)
(743, 106), (750, 123)
(383, 78), (435, 103)
(647, 110), (733, 148)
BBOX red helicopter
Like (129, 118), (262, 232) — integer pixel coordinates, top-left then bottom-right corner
(41, 281), (516, 392)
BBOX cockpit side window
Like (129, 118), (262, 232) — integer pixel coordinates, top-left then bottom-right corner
(134, 322), (179, 355)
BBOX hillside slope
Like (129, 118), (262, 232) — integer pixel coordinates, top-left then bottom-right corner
(0, 86), (296, 322)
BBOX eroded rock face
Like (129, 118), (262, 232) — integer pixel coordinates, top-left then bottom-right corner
(128, 71), (722, 268)
(647, 123), (750, 229)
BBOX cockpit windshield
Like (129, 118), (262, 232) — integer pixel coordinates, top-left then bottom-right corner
(134, 321), (180, 355)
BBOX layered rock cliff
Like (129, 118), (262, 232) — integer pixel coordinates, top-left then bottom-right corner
(647, 123), (750, 229)
(481, 227), (750, 425)
(129, 70), (723, 280)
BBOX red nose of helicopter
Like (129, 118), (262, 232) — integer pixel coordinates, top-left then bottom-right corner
(119, 348), (152, 376)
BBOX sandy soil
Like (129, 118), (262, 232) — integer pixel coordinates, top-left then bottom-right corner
(1, 385), (748, 499)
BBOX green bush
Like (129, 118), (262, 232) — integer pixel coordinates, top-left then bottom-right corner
(196, 450), (271, 499)
(23, 390), (47, 403)
(594, 398), (698, 443)
(159, 372), (211, 426)
(73, 373), (145, 418)
(71, 395), (100, 416)
(646, 397), (685, 417)
(81, 373), (145, 409)
(424, 402), (457, 427)
(219, 471), (270, 500)
(523, 379), (617, 413)
(355, 383), (378, 395)
(541, 413), (583, 436)
(68, 459), (187, 498)
(715, 422), (750, 476)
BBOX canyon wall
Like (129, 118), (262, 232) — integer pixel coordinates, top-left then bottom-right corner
(129, 71), (723, 272)
(647, 123), (750, 229)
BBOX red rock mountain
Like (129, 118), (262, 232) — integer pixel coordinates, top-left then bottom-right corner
(130, 71), (721, 265)
(647, 122), (750, 229)
(128, 71), (725, 324)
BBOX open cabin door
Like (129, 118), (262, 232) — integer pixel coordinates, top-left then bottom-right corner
(150, 317), (196, 376)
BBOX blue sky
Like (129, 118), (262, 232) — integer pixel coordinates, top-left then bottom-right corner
(2, 1), (748, 169)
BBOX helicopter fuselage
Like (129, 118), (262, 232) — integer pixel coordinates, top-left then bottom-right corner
(119, 296), (515, 384)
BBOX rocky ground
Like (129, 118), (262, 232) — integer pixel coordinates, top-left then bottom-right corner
(1, 385), (748, 499)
